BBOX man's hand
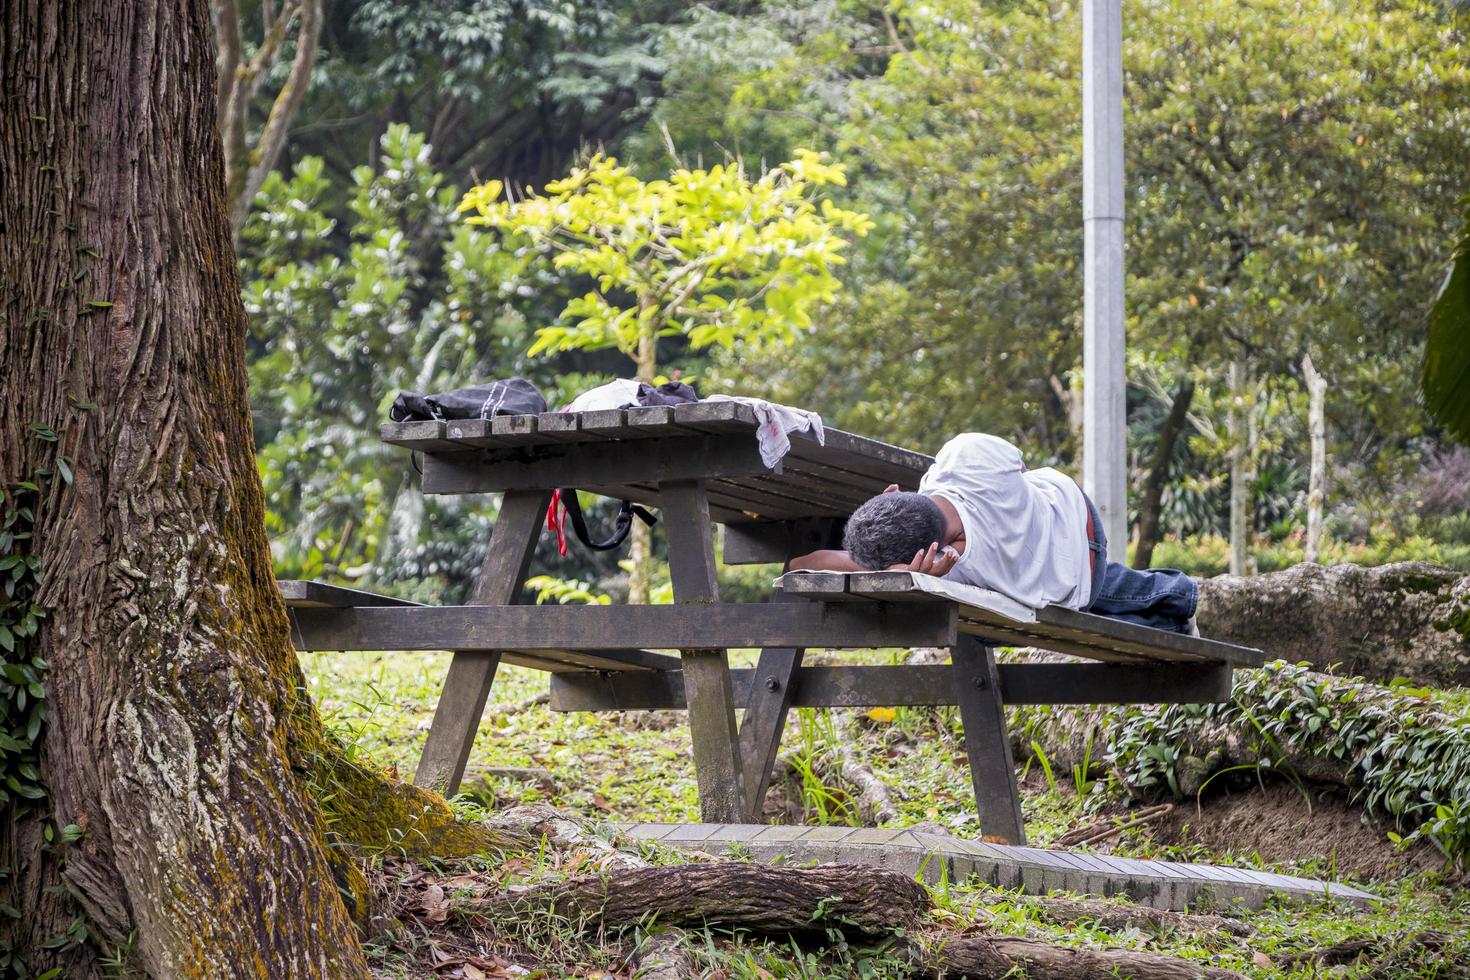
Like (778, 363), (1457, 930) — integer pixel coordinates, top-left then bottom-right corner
(887, 542), (958, 577)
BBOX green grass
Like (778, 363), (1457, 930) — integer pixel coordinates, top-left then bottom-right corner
(301, 651), (1470, 978)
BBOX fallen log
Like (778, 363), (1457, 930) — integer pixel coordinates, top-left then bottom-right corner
(1273, 929), (1449, 969)
(469, 861), (1251, 978)
(1196, 561), (1470, 686)
(929, 933), (1246, 979)
(484, 862), (931, 937)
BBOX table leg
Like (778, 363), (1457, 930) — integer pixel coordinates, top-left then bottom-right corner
(660, 478), (745, 823)
(952, 635), (1026, 844)
(413, 489), (551, 795)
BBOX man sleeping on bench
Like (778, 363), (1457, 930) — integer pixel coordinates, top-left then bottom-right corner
(789, 433), (1198, 634)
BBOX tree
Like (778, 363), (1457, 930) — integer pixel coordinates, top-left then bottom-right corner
(1, 2), (519, 972)
(461, 151), (870, 599)
(1425, 199), (1470, 443)
(212, 0), (325, 237)
(649, 0), (1470, 553)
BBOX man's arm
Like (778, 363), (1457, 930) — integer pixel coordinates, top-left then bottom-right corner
(787, 549), (868, 572)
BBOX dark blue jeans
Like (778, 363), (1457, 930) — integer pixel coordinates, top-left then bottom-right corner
(1083, 494), (1197, 633)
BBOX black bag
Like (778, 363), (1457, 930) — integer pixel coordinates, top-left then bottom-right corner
(552, 489), (657, 552)
(389, 378), (546, 422)
(636, 380), (698, 407)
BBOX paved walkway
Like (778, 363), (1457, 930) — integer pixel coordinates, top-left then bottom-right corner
(621, 823), (1376, 912)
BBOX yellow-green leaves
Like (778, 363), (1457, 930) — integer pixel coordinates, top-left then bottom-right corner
(459, 151), (870, 373)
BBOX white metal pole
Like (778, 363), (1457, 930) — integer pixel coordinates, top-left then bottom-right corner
(1082, 0), (1127, 561)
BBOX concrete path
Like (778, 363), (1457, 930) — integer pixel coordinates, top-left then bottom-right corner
(621, 823), (1376, 912)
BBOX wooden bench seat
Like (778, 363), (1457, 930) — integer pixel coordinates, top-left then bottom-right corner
(278, 579), (682, 674)
(776, 571), (1266, 668)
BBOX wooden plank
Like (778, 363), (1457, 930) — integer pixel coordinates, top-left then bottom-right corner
(379, 420), (465, 452)
(670, 401), (928, 489)
(723, 519), (843, 566)
(661, 478), (745, 824)
(778, 571), (1264, 667)
(491, 413), (541, 445)
(278, 580), (420, 609)
(443, 418), (516, 448)
(548, 661), (1236, 710)
(420, 434), (771, 495)
(289, 600), (957, 652)
(499, 647), (681, 673)
(952, 636), (1026, 845)
(412, 489), (550, 794)
(580, 408), (671, 440)
(535, 412), (588, 443)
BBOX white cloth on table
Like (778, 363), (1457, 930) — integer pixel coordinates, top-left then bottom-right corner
(560, 379), (643, 413)
(919, 433), (1091, 610)
(705, 395), (824, 470)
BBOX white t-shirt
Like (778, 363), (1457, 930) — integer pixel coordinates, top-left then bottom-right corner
(918, 433), (1091, 610)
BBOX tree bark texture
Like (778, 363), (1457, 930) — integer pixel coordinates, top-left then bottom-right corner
(929, 934), (1244, 979)
(1133, 380), (1195, 569)
(1197, 561), (1470, 687)
(0, 2), (359, 973)
(1301, 353), (1327, 564)
(490, 863), (932, 938)
(465, 861), (1245, 978)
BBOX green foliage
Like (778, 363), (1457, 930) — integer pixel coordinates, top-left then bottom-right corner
(1088, 662), (1470, 862)
(1154, 531), (1470, 577)
(242, 124), (608, 593)
(654, 0), (1470, 476)
(460, 151), (872, 378)
(0, 479), (47, 813)
(288, 0), (670, 190)
(524, 575), (610, 605)
(1425, 198), (1470, 444)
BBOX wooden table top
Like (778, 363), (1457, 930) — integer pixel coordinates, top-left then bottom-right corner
(381, 401), (931, 524)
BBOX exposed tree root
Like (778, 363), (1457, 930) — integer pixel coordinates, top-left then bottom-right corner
(320, 753), (533, 860)
(973, 891), (1251, 938)
(928, 932), (1246, 979)
(1273, 929), (1450, 969)
(480, 862), (931, 937)
(482, 802), (649, 871)
(1055, 804), (1176, 848)
(834, 710), (900, 825)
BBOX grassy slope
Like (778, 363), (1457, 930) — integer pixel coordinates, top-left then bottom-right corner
(303, 650), (1470, 978)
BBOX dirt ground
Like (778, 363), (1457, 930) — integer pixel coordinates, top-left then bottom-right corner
(1148, 782), (1455, 883)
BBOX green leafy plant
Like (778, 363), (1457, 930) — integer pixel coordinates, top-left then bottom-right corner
(525, 575), (611, 605)
(459, 150), (872, 384)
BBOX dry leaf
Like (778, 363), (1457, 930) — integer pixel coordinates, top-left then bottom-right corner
(422, 884), (446, 909)
(445, 875), (483, 890)
(1252, 951), (1273, 968)
(464, 966), (487, 980)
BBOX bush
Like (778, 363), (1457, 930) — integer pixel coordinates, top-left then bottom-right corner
(1151, 531), (1470, 577)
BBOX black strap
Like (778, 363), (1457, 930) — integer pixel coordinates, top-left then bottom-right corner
(559, 489), (656, 551)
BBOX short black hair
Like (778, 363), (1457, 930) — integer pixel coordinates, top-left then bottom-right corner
(842, 492), (944, 570)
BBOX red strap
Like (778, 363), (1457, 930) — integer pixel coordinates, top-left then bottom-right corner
(546, 489), (568, 557)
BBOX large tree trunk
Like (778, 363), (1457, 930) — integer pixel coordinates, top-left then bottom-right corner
(1301, 353), (1327, 564)
(0, 2), (502, 973)
(1197, 561), (1470, 687)
(1133, 380), (1195, 569)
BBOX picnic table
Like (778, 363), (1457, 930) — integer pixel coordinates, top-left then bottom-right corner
(284, 402), (1264, 844)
